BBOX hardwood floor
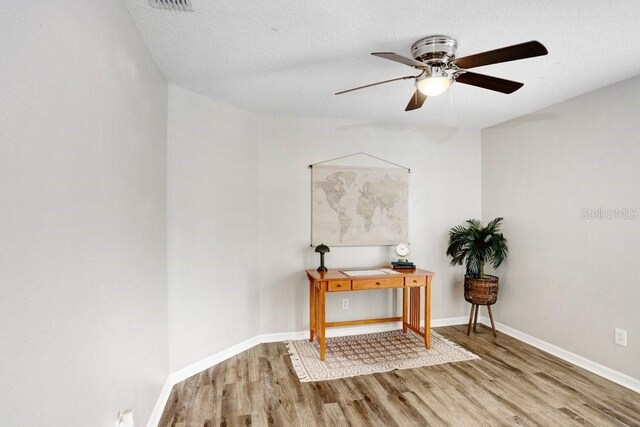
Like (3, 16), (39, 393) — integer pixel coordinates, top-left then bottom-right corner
(159, 325), (640, 426)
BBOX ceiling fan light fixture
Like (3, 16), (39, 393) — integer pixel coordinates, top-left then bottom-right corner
(416, 72), (451, 97)
(337, 38), (548, 112)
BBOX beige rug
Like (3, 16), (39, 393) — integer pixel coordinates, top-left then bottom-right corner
(286, 329), (479, 382)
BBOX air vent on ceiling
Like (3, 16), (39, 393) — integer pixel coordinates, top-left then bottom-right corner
(149, 0), (193, 11)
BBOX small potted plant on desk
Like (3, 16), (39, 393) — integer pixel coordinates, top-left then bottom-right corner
(446, 218), (508, 338)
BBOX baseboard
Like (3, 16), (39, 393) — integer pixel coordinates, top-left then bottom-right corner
(477, 316), (640, 394)
(171, 335), (262, 385)
(259, 317), (468, 343)
(146, 377), (174, 427)
(146, 335), (261, 427)
(259, 330), (308, 343)
(146, 316), (468, 426)
(431, 316), (469, 327)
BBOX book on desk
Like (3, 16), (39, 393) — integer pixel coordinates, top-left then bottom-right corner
(391, 261), (416, 269)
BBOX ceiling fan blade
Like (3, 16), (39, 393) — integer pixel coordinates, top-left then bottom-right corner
(455, 72), (524, 94)
(405, 90), (427, 111)
(452, 41), (548, 69)
(371, 52), (427, 68)
(335, 75), (416, 95)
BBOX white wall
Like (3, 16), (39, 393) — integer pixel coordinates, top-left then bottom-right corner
(0, 1), (168, 425)
(166, 85), (481, 372)
(258, 117), (481, 333)
(482, 76), (640, 380)
(167, 86), (259, 371)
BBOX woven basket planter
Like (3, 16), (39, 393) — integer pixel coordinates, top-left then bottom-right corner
(464, 274), (499, 306)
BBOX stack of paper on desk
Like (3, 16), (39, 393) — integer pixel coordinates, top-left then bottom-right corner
(341, 269), (401, 277)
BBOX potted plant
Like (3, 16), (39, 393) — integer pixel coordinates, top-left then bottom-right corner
(446, 218), (508, 336)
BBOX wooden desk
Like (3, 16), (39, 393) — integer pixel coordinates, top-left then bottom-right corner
(305, 268), (434, 361)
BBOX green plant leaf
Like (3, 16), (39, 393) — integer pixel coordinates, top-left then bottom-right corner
(445, 217), (509, 278)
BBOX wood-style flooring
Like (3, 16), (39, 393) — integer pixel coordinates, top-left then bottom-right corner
(159, 325), (640, 426)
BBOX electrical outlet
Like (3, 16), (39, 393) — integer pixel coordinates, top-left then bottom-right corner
(615, 328), (627, 347)
(342, 298), (349, 310)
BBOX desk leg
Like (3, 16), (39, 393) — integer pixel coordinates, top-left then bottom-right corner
(319, 282), (326, 361)
(402, 287), (408, 333)
(309, 279), (315, 342)
(424, 276), (432, 349)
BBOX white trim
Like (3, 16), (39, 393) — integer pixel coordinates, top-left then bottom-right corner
(146, 335), (261, 427)
(477, 316), (640, 394)
(430, 316), (469, 327)
(146, 317), (467, 426)
(258, 317), (469, 343)
(259, 330), (308, 343)
(170, 335), (261, 385)
(146, 378), (174, 427)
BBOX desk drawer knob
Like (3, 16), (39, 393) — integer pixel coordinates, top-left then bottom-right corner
(336, 284), (341, 288)
(413, 279), (417, 283)
(376, 282), (381, 285)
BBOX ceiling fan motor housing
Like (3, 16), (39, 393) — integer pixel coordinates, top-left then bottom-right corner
(411, 35), (458, 66)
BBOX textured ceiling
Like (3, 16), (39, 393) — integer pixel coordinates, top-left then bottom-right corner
(123, 0), (640, 129)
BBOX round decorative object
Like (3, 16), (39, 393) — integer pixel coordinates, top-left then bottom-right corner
(395, 243), (410, 258)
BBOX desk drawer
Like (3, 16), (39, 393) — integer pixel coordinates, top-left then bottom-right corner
(352, 277), (403, 290)
(405, 276), (426, 287)
(328, 280), (351, 292)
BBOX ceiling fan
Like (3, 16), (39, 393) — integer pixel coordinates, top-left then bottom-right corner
(335, 36), (548, 111)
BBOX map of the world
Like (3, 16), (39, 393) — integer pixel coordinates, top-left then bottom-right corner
(311, 165), (409, 246)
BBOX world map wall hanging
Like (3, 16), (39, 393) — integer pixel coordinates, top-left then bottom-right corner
(311, 162), (409, 246)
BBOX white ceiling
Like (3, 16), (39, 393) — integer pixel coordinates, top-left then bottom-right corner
(123, 0), (640, 129)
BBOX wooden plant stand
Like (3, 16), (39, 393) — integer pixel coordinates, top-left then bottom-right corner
(464, 275), (499, 337)
(467, 303), (497, 337)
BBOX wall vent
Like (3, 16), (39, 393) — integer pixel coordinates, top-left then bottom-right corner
(149, 0), (193, 11)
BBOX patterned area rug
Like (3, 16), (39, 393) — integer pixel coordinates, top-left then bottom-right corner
(286, 330), (479, 382)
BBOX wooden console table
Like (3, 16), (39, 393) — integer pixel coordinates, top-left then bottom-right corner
(305, 268), (434, 361)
